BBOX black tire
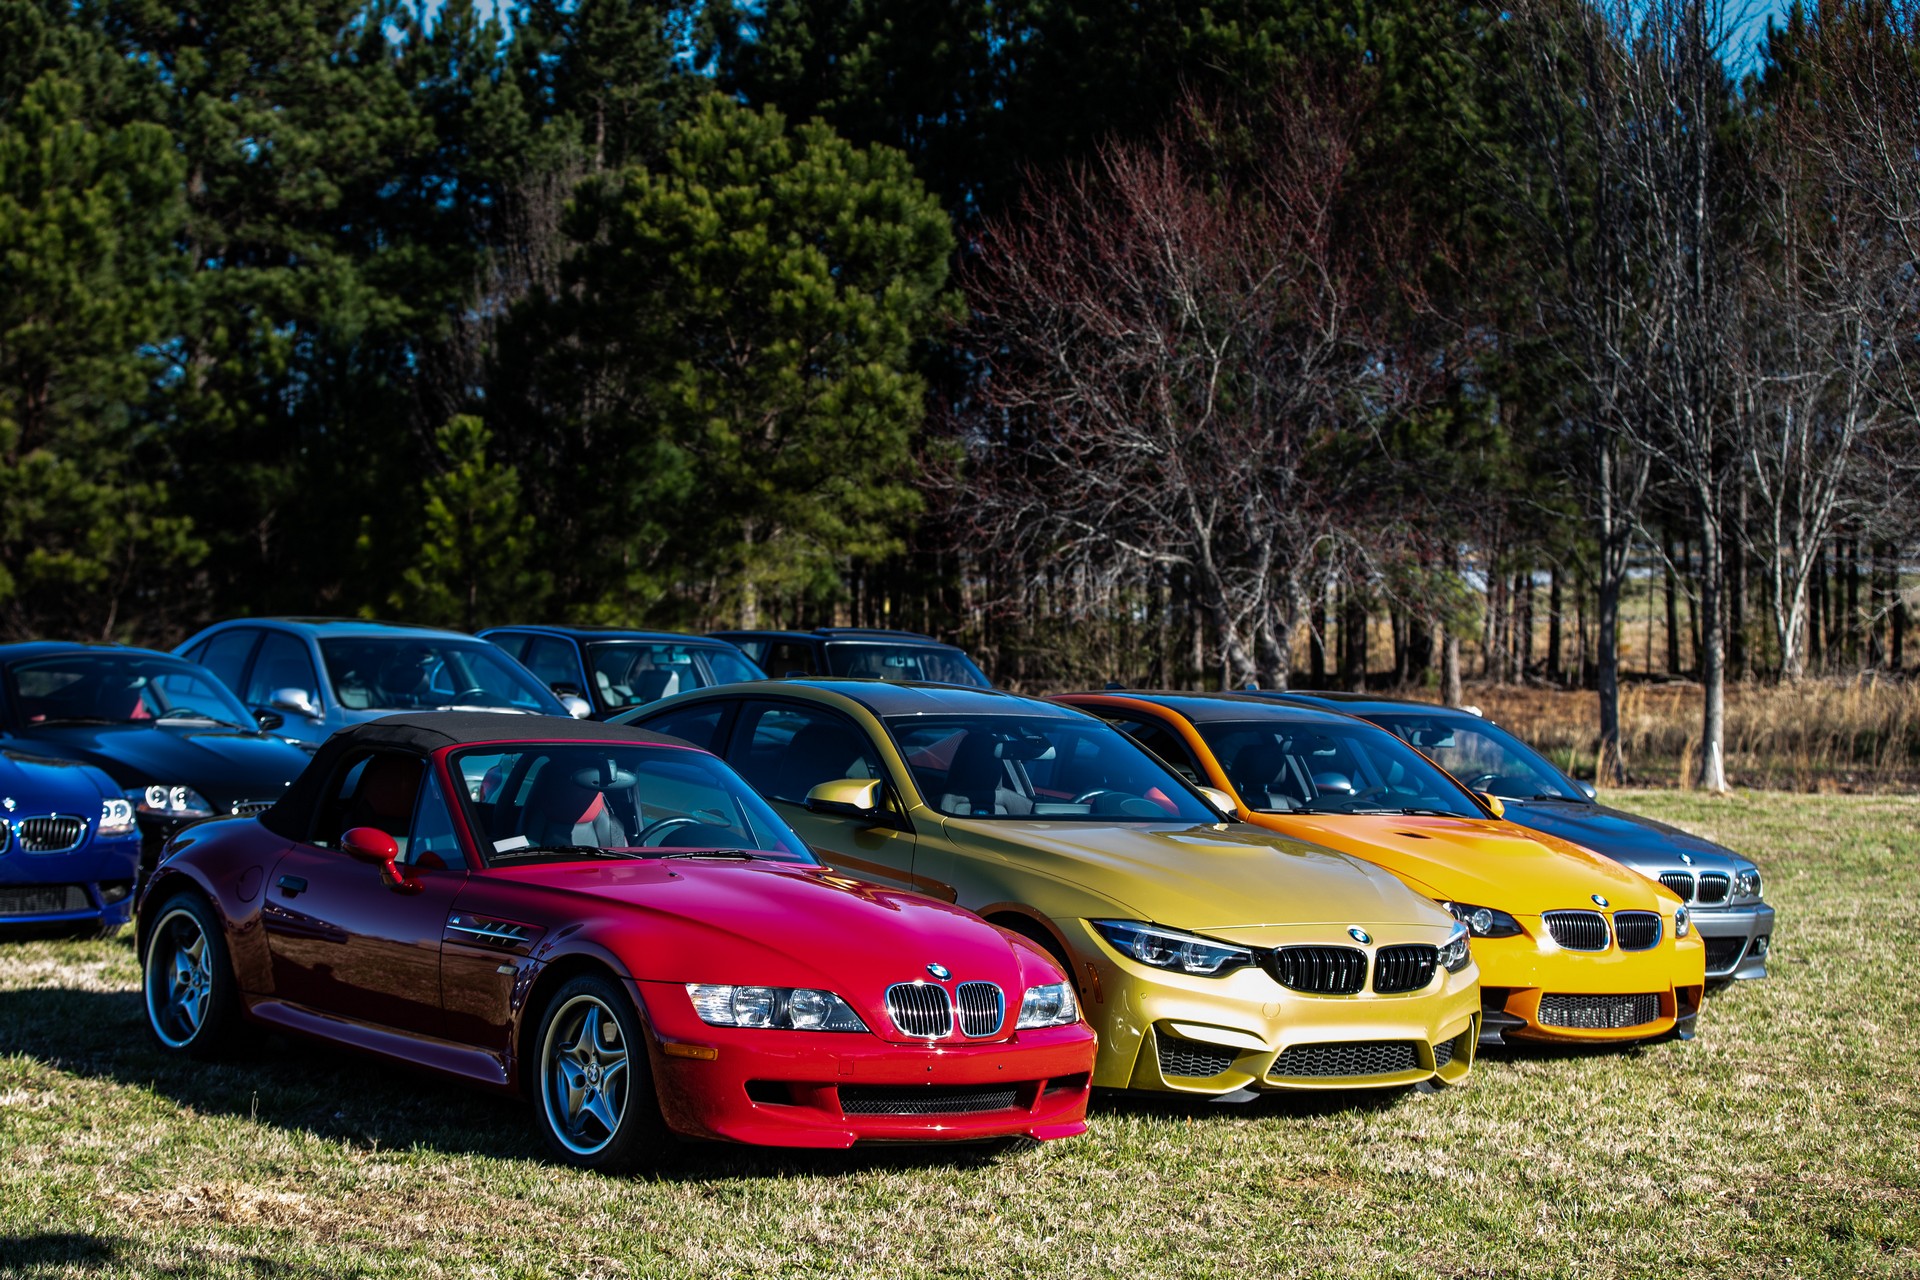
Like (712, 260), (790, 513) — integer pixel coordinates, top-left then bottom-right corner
(531, 973), (669, 1172)
(142, 892), (242, 1058)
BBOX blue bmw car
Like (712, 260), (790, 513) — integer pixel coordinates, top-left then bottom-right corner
(0, 748), (141, 937)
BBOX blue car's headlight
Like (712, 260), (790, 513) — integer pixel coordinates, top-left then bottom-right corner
(1016, 982), (1079, 1028)
(98, 798), (137, 837)
(1091, 920), (1252, 976)
(128, 785), (215, 820)
(685, 984), (867, 1031)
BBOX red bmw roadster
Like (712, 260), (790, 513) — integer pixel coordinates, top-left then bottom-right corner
(136, 713), (1094, 1168)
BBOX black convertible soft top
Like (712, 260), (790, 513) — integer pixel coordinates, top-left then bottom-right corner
(259, 712), (689, 840)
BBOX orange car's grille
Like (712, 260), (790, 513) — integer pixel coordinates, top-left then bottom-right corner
(1543, 910), (1609, 951)
(1264, 945), (1367, 994)
(1613, 911), (1662, 950)
(1537, 993), (1659, 1029)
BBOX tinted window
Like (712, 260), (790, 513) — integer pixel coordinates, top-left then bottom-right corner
(317, 638), (560, 713)
(521, 636), (580, 688)
(885, 715), (1218, 822)
(637, 700), (734, 751)
(313, 751), (424, 851)
(195, 630), (260, 694)
(244, 632), (320, 707)
(446, 743), (811, 866)
(585, 642), (710, 710)
(1365, 713), (1584, 801)
(485, 631), (529, 661)
(726, 701), (882, 804)
(7, 653), (255, 728)
(762, 642), (817, 677)
(701, 646), (765, 686)
(1195, 720), (1484, 817)
(825, 643), (989, 687)
(408, 769), (467, 869)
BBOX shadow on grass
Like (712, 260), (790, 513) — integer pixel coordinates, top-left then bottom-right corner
(0, 1232), (123, 1274)
(0, 985), (1049, 1182)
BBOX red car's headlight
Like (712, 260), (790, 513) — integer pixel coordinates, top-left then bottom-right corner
(685, 984), (867, 1032)
(1015, 982), (1079, 1029)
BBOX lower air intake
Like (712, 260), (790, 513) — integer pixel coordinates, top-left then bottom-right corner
(1433, 1037), (1455, 1069)
(0, 884), (89, 916)
(1537, 993), (1660, 1030)
(1269, 1041), (1419, 1079)
(839, 1085), (1019, 1116)
(1704, 937), (1747, 972)
(1157, 1035), (1236, 1078)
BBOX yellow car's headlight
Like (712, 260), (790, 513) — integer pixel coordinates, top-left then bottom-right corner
(1674, 906), (1691, 938)
(1437, 923), (1472, 973)
(1438, 900), (1524, 938)
(1091, 920), (1252, 977)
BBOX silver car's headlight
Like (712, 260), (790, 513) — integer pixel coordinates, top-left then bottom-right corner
(128, 785), (215, 820)
(1436, 923), (1472, 973)
(1733, 868), (1762, 901)
(684, 984), (867, 1031)
(1016, 982), (1079, 1028)
(1091, 920), (1252, 976)
(1674, 906), (1691, 938)
(98, 798), (137, 837)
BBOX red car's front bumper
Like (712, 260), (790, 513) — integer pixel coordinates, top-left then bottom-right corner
(634, 980), (1096, 1148)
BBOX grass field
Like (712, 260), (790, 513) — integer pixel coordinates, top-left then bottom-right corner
(2, 791), (1916, 1278)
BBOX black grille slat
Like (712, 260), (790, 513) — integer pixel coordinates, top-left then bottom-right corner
(1372, 944), (1438, 994)
(1613, 911), (1661, 951)
(955, 981), (1005, 1037)
(1695, 873), (1730, 905)
(839, 1085), (1019, 1115)
(1269, 1041), (1419, 1079)
(1537, 993), (1660, 1029)
(884, 983), (953, 1039)
(1264, 945), (1367, 994)
(0, 885), (89, 916)
(1657, 871), (1695, 901)
(1543, 910), (1610, 951)
(14, 816), (86, 854)
(1157, 1036), (1236, 1078)
(1704, 937), (1747, 972)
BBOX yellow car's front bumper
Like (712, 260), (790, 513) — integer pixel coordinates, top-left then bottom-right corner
(1472, 924), (1708, 1044)
(1059, 918), (1482, 1093)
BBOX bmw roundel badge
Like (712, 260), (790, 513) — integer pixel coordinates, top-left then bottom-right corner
(1590, 893), (1609, 908)
(1347, 927), (1371, 944)
(926, 962), (952, 980)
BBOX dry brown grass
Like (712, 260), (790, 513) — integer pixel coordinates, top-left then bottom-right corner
(1462, 676), (1920, 790)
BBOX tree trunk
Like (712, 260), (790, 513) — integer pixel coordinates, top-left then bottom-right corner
(1309, 589), (1327, 686)
(1696, 506), (1729, 793)
(1596, 569), (1627, 786)
(1442, 625), (1463, 707)
(1341, 589), (1369, 692)
(1546, 565), (1564, 683)
(1665, 536), (1681, 676)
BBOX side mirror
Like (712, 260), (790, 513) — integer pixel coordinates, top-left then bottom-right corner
(558, 692), (593, 719)
(805, 777), (883, 820)
(270, 688), (321, 720)
(253, 708), (286, 731)
(1196, 786), (1239, 819)
(1577, 780), (1598, 801)
(1477, 792), (1507, 819)
(340, 826), (421, 893)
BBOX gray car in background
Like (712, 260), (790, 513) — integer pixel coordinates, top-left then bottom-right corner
(1250, 690), (1775, 985)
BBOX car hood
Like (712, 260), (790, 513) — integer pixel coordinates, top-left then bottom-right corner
(1501, 797), (1746, 874)
(0, 749), (113, 816)
(938, 818), (1447, 933)
(492, 856), (1051, 1036)
(8, 724), (308, 807)
(1247, 812), (1673, 913)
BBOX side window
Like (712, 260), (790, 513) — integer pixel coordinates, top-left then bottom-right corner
(407, 769), (467, 870)
(763, 642), (817, 677)
(244, 632), (321, 708)
(486, 631), (528, 661)
(521, 636), (580, 689)
(194, 630), (259, 695)
(311, 751), (424, 855)
(1110, 718), (1205, 786)
(726, 701), (880, 804)
(642, 701), (736, 752)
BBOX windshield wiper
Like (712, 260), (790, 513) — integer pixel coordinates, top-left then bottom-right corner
(155, 711), (244, 728)
(29, 716), (120, 726)
(491, 845), (647, 862)
(652, 849), (759, 861)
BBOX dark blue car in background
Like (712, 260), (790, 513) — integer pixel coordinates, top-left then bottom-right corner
(0, 748), (141, 937)
(479, 625), (765, 719)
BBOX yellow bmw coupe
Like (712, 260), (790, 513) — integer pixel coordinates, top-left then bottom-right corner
(618, 680), (1481, 1095)
(1054, 692), (1707, 1045)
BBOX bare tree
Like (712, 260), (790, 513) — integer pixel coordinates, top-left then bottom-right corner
(948, 89), (1420, 688)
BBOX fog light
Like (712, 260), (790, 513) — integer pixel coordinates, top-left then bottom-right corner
(1752, 934), (1769, 957)
(99, 881), (133, 904)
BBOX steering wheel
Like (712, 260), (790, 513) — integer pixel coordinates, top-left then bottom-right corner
(636, 816), (705, 846)
(1073, 789), (1125, 807)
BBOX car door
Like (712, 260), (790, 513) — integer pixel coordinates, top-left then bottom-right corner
(718, 699), (929, 896)
(261, 748), (466, 1035)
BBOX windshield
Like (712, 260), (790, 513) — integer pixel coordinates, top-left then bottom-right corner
(582, 642), (766, 712)
(449, 742), (813, 866)
(1361, 712), (1585, 801)
(886, 715), (1220, 822)
(319, 638), (562, 714)
(6, 653), (256, 729)
(826, 643), (990, 688)
(1197, 720), (1486, 817)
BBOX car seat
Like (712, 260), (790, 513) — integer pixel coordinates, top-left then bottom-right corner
(521, 765), (629, 850)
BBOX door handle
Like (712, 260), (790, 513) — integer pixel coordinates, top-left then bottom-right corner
(277, 875), (307, 897)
